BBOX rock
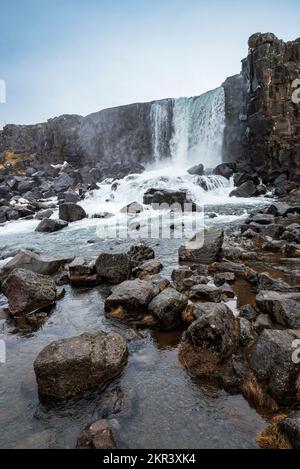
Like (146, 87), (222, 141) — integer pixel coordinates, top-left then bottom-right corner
(213, 162), (236, 179)
(59, 203), (86, 222)
(240, 318), (256, 346)
(34, 332), (128, 403)
(254, 314), (274, 333)
(52, 173), (74, 193)
(2, 268), (57, 316)
(76, 420), (117, 449)
(214, 272), (235, 286)
(148, 287), (187, 330)
(96, 253), (132, 284)
(230, 180), (257, 198)
(92, 212), (114, 219)
(35, 218), (68, 233)
(220, 282), (235, 299)
(182, 275), (208, 289)
(265, 203), (291, 217)
(187, 164), (204, 176)
(58, 191), (80, 203)
(68, 257), (97, 286)
(239, 304), (258, 321)
(251, 214), (275, 225)
(249, 329), (300, 405)
(35, 209), (54, 220)
(0, 249), (72, 278)
(262, 239), (286, 252)
(179, 228), (224, 264)
(171, 267), (193, 292)
(279, 411), (300, 449)
(136, 260), (163, 279)
(120, 201), (144, 214)
(190, 284), (221, 302)
(256, 290), (300, 328)
(127, 244), (155, 263)
(258, 272), (295, 292)
(105, 279), (157, 320)
(255, 184), (267, 196)
(187, 303), (239, 358)
(143, 188), (188, 207)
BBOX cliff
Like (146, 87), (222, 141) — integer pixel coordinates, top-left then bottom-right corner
(223, 32), (300, 182)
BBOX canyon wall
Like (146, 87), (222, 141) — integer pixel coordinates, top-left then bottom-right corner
(223, 32), (300, 182)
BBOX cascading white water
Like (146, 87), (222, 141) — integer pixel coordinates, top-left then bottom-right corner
(150, 101), (170, 162)
(170, 87), (225, 169)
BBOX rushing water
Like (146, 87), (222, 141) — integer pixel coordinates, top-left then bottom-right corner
(0, 88), (270, 449)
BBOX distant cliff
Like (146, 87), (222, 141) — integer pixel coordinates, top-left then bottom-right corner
(223, 32), (300, 182)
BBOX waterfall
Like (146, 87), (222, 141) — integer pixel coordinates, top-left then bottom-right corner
(150, 100), (172, 162)
(170, 87), (225, 169)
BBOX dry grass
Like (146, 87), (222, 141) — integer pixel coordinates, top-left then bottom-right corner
(257, 414), (291, 449)
(0, 151), (27, 169)
(241, 371), (278, 412)
(178, 340), (221, 376)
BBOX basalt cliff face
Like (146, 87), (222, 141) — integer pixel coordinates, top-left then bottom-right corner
(0, 100), (174, 173)
(223, 32), (300, 183)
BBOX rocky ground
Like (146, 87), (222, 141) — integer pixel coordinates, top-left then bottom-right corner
(1, 155), (300, 449)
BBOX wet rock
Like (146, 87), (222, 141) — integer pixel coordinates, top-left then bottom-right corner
(190, 284), (221, 302)
(249, 329), (300, 405)
(52, 173), (74, 193)
(58, 191), (80, 204)
(220, 282), (235, 299)
(256, 290), (300, 328)
(230, 180), (257, 198)
(258, 272), (295, 292)
(68, 257), (97, 286)
(92, 212), (114, 219)
(120, 201), (144, 214)
(213, 162), (236, 180)
(34, 331), (128, 404)
(187, 303), (239, 358)
(187, 164), (204, 176)
(179, 228), (224, 264)
(251, 214), (275, 225)
(35, 218), (68, 233)
(35, 209), (54, 220)
(262, 239), (286, 252)
(2, 268), (57, 316)
(171, 267), (193, 292)
(105, 279), (157, 321)
(59, 203), (86, 222)
(127, 244), (155, 263)
(254, 314), (274, 333)
(149, 274), (170, 295)
(239, 304), (258, 321)
(182, 275), (208, 289)
(148, 287), (188, 330)
(0, 249), (72, 278)
(135, 260), (163, 279)
(76, 420), (117, 449)
(143, 188), (188, 207)
(265, 203), (291, 217)
(96, 252), (131, 284)
(279, 411), (300, 449)
(214, 261), (246, 277)
(240, 317), (256, 346)
(214, 272), (235, 286)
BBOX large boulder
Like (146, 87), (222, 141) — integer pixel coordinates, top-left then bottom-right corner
(190, 284), (221, 302)
(96, 253), (132, 284)
(77, 420), (117, 449)
(0, 250), (72, 278)
(2, 268), (57, 316)
(148, 287), (188, 330)
(35, 209), (54, 220)
(249, 329), (300, 405)
(135, 260), (163, 279)
(213, 162), (236, 180)
(179, 228), (224, 264)
(256, 290), (300, 328)
(258, 272), (296, 292)
(105, 279), (157, 321)
(34, 332), (128, 403)
(52, 173), (74, 193)
(35, 218), (68, 233)
(127, 244), (155, 263)
(230, 180), (257, 198)
(59, 203), (86, 222)
(187, 303), (239, 359)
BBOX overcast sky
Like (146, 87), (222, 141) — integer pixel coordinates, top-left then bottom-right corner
(0, 0), (299, 128)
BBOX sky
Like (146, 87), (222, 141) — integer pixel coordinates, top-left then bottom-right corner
(0, 0), (299, 128)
